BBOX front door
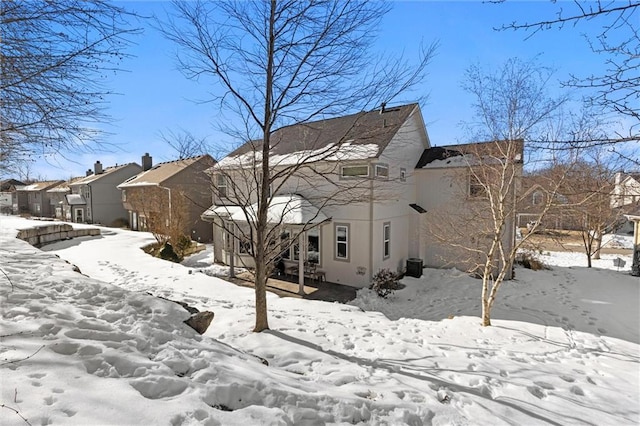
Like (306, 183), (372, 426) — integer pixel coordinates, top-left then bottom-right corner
(74, 208), (84, 223)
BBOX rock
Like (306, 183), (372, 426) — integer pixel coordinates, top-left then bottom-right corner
(184, 311), (214, 334)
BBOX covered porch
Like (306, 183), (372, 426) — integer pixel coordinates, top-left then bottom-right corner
(202, 194), (331, 294)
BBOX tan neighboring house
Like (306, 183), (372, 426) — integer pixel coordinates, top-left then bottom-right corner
(515, 179), (576, 230)
(118, 154), (215, 243)
(201, 103), (522, 288)
(0, 179), (25, 214)
(16, 180), (65, 217)
(68, 161), (142, 225)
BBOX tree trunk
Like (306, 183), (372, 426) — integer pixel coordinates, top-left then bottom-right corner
(481, 275), (491, 326)
(253, 265), (269, 332)
(593, 230), (602, 260)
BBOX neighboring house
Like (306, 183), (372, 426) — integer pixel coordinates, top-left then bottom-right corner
(118, 154), (215, 243)
(46, 177), (84, 221)
(516, 179), (575, 230)
(623, 202), (640, 276)
(611, 172), (640, 209)
(0, 179), (25, 214)
(202, 103), (521, 288)
(68, 161), (142, 225)
(15, 180), (65, 217)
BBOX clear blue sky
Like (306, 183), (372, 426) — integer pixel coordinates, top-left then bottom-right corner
(35, 0), (611, 180)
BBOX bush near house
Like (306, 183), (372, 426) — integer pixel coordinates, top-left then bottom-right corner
(370, 268), (400, 298)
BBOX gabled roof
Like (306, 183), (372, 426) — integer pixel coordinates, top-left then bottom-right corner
(416, 140), (524, 169)
(118, 155), (214, 188)
(70, 163), (139, 186)
(47, 176), (84, 193)
(218, 104), (419, 168)
(0, 179), (25, 191)
(16, 180), (65, 192)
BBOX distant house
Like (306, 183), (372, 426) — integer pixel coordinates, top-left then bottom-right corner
(0, 179), (25, 214)
(516, 179), (575, 230)
(46, 177), (84, 221)
(15, 180), (65, 217)
(68, 161), (142, 225)
(201, 104), (521, 288)
(624, 202), (640, 276)
(611, 172), (640, 209)
(118, 153), (215, 242)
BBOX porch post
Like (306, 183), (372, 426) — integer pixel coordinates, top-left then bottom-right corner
(229, 223), (235, 278)
(298, 232), (305, 295)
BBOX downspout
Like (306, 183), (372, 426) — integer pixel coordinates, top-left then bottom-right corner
(369, 161), (374, 284)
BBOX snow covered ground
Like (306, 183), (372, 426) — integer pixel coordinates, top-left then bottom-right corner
(1, 216), (638, 425)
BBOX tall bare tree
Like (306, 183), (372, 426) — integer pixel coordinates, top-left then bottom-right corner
(496, 1), (639, 147)
(0, 0), (139, 175)
(159, 0), (436, 331)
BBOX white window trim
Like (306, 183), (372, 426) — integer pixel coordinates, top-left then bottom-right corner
(383, 222), (391, 259)
(374, 164), (389, 179)
(340, 165), (370, 179)
(217, 174), (228, 197)
(334, 223), (350, 261)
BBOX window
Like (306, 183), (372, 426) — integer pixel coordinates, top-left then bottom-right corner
(400, 168), (406, 182)
(85, 188), (90, 199)
(307, 228), (320, 264)
(279, 230), (299, 260)
(532, 191), (543, 206)
(217, 174), (227, 197)
(341, 165), (369, 178)
(375, 164), (389, 178)
(469, 174), (485, 198)
(383, 222), (390, 259)
(121, 190), (126, 202)
(239, 237), (251, 254)
(335, 224), (349, 261)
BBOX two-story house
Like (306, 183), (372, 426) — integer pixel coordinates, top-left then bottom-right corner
(68, 161), (142, 225)
(0, 179), (25, 214)
(118, 153), (215, 242)
(611, 172), (640, 209)
(46, 176), (84, 220)
(16, 180), (65, 217)
(202, 104), (520, 288)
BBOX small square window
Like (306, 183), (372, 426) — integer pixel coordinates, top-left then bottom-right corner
(375, 165), (389, 178)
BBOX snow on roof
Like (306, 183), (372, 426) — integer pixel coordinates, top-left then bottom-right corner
(66, 194), (86, 205)
(202, 195), (328, 225)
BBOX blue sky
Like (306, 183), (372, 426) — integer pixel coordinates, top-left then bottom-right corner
(35, 1), (611, 180)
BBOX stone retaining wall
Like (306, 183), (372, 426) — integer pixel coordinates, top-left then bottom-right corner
(16, 224), (101, 247)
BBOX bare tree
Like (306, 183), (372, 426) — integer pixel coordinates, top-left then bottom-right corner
(159, 0), (436, 332)
(0, 0), (140, 176)
(159, 129), (210, 159)
(496, 1), (639, 146)
(425, 58), (572, 326)
(559, 148), (632, 267)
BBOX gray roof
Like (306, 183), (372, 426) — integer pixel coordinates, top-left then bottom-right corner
(118, 155), (214, 188)
(226, 104), (418, 159)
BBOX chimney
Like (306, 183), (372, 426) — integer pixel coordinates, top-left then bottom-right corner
(142, 153), (153, 171)
(94, 161), (103, 175)
(379, 102), (386, 114)
(86, 169), (92, 177)
(615, 171), (623, 185)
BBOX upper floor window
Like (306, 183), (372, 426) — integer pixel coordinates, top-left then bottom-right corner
(532, 191), (543, 206)
(341, 165), (369, 178)
(335, 223), (349, 261)
(469, 174), (485, 198)
(217, 174), (227, 197)
(375, 164), (389, 179)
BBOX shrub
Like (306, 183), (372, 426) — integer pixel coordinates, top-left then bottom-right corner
(159, 241), (181, 263)
(516, 250), (549, 271)
(172, 234), (192, 257)
(369, 268), (399, 298)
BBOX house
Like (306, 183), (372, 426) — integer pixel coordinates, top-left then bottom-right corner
(623, 202), (640, 276)
(201, 103), (522, 288)
(46, 177), (83, 221)
(68, 161), (142, 225)
(611, 172), (640, 209)
(15, 180), (65, 217)
(118, 153), (215, 243)
(0, 179), (25, 214)
(415, 141), (523, 279)
(516, 179), (575, 230)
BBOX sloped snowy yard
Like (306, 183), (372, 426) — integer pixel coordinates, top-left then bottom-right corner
(1, 216), (638, 425)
